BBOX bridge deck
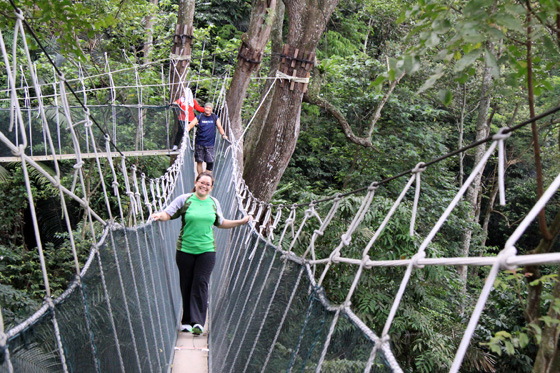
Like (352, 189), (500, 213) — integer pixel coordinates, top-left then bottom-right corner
(0, 149), (178, 162)
(172, 319), (209, 372)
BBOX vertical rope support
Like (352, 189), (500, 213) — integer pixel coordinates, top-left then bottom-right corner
(104, 53), (118, 142)
(381, 141), (499, 338)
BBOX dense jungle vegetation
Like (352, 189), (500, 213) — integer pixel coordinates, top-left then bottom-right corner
(1, 0), (560, 371)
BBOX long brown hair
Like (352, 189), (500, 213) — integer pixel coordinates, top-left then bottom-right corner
(192, 172), (215, 192)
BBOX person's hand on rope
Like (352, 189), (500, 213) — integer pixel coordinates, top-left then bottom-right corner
(152, 211), (170, 221)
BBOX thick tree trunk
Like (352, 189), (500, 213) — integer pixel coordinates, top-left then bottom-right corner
(244, 0), (285, 165)
(143, 0), (158, 63)
(243, 0), (340, 201)
(170, 0), (195, 102)
(457, 59), (493, 284)
(531, 210), (560, 372)
(225, 0), (277, 165)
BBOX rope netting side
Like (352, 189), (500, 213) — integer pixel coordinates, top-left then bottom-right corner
(0, 7), (213, 371)
(208, 105), (560, 373)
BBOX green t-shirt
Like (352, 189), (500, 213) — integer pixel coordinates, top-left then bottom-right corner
(164, 193), (224, 254)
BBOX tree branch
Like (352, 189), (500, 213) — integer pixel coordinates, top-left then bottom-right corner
(367, 71), (406, 138)
(302, 92), (378, 149)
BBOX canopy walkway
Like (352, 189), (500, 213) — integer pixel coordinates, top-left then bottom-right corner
(2, 6), (560, 373)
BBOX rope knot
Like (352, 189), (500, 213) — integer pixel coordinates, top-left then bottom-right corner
(12, 145), (24, 157)
(411, 252), (426, 268)
(497, 246), (517, 270)
(104, 134), (111, 142)
(334, 193), (342, 201)
(368, 182), (378, 191)
(112, 181), (119, 189)
(313, 229), (324, 237)
(45, 296), (55, 309)
(84, 119), (92, 128)
(412, 162), (426, 174)
(52, 176), (60, 188)
(73, 161), (84, 169)
(362, 254), (370, 266)
(493, 128), (512, 141)
(15, 8), (24, 20)
(341, 233), (351, 246)
(330, 251), (341, 263)
(304, 208), (313, 218)
(381, 334), (391, 344)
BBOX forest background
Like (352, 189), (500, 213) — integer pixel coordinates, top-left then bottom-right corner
(1, 0), (560, 372)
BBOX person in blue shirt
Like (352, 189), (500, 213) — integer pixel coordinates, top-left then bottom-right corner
(187, 102), (227, 175)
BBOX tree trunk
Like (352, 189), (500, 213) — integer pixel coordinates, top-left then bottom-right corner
(531, 210), (560, 372)
(457, 56), (493, 285)
(143, 0), (159, 64)
(170, 0), (195, 102)
(244, 0), (285, 166)
(243, 0), (340, 201)
(225, 0), (277, 166)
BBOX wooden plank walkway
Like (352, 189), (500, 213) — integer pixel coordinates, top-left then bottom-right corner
(172, 320), (209, 373)
(0, 149), (178, 162)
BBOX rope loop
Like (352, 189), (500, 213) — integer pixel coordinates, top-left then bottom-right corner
(330, 251), (341, 264)
(104, 134), (111, 142)
(497, 245), (517, 270)
(313, 229), (324, 237)
(362, 254), (371, 268)
(14, 8), (24, 20)
(412, 162), (426, 174)
(492, 127), (512, 141)
(12, 145), (24, 157)
(411, 252), (426, 269)
(45, 296), (55, 309)
(368, 182), (378, 191)
(341, 233), (352, 246)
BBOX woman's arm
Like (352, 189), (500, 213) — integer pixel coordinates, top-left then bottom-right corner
(218, 215), (252, 229)
(152, 211), (171, 221)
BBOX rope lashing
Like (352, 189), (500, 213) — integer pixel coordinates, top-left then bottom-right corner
(275, 70), (310, 83)
(493, 128), (512, 206)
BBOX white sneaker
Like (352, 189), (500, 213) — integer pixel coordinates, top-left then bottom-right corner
(191, 324), (204, 335)
(180, 324), (192, 332)
(172, 145), (178, 151)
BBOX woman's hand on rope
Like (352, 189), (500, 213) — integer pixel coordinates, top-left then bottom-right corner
(152, 211), (171, 221)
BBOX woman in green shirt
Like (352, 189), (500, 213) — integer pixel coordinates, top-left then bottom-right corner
(152, 172), (251, 335)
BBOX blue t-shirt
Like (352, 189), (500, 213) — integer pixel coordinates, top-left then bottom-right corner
(195, 113), (218, 146)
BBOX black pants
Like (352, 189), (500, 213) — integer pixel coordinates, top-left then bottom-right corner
(173, 120), (186, 147)
(175, 250), (216, 326)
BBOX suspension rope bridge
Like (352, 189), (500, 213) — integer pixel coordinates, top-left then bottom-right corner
(2, 5), (560, 373)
